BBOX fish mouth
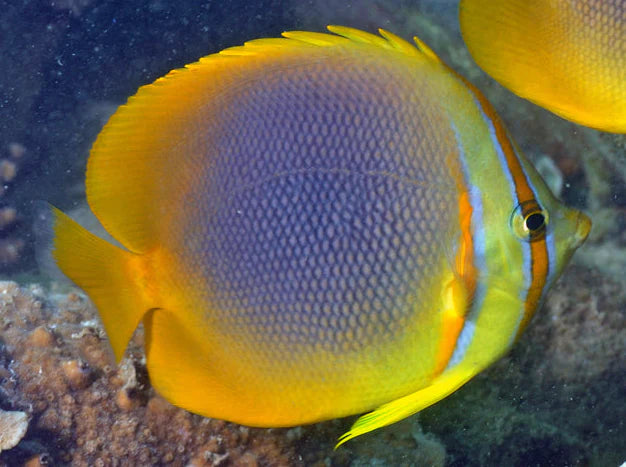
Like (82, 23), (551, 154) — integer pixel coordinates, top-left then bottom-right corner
(572, 211), (591, 248)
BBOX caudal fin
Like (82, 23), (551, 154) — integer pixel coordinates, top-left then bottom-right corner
(51, 206), (148, 362)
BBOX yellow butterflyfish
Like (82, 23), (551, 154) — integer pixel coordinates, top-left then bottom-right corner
(50, 26), (591, 446)
(460, 0), (626, 133)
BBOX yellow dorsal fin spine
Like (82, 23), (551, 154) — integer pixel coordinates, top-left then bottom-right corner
(413, 35), (441, 63)
(282, 26), (438, 62)
(378, 29), (421, 57)
(326, 25), (392, 49)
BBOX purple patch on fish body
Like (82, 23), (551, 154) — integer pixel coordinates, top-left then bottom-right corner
(179, 58), (461, 356)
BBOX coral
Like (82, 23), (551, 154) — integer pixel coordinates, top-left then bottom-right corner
(533, 267), (625, 383)
(0, 409), (29, 453)
(349, 418), (447, 467)
(0, 281), (301, 465)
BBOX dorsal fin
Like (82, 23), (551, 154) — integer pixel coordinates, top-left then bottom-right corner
(283, 25), (439, 62)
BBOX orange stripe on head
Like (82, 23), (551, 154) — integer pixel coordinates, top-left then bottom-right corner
(455, 72), (535, 201)
(459, 74), (551, 339)
(515, 239), (549, 336)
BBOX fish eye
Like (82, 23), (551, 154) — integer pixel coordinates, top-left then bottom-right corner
(510, 200), (549, 242)
(524, 212), (545, 232)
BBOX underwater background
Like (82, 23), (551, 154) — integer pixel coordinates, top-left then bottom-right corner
(0, 0), (624, 465)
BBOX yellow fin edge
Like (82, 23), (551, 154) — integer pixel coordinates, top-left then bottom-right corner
(335, 365), (476, 448)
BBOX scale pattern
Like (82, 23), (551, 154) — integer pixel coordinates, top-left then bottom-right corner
(179, 56), (461, 362)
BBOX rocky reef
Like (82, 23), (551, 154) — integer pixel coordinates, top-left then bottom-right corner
(0, 281), (298, 465)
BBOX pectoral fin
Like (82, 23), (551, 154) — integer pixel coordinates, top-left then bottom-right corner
(335, 364), (477, 448)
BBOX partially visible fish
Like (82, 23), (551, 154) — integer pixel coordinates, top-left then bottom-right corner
(50, 26), (591, 446)
(460, 0), (626, 133)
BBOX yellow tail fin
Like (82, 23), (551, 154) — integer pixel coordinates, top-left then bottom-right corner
(51, 206), (148, 362)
